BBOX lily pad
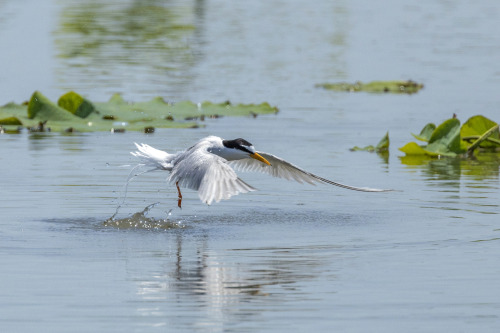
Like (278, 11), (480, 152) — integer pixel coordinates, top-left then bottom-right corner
(350, 132), (389, 152)
(0, 91), (278, 133)
(398, 142), (436, 156)
(0, 116), (23, 126)
(28, 91), (80, 121)
(399, 118), (466, 157)
(58, 91), (96, 118)
(411, 123), (436, 142)
(399, 115), (500, 158)
(316, 80), (424, 94)
(461, 115), (500, 149)
(426, 118), (463, 156)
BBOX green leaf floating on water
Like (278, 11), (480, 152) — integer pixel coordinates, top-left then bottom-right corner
(426, 118), (463, 156)
(399, 142), (434, 156)
(0, 91), (278, 133)
(411, 123), (436, 142)
(400, 118), (465, 157)
(0, 116), (23, 126)
(28, 91), (80, 121)
(461, 115), (500, 149)
(316, 80), (424, 94)
(58, 91), (96, 118)
(0, 102), (28, 130)
(399, 115), (500, 158)
(350, 132), (389, 152)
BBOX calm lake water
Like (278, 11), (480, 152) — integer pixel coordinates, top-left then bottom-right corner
(1, 0), (500, 332)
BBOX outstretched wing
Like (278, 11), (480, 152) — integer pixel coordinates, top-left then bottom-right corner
(169, 150), (256, 205)
(229, 152), (391, 192)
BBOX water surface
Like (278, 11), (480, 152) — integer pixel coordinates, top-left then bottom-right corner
(1, 0), (500, 332)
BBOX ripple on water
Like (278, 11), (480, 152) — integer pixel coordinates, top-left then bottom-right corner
(102, 215), (186, 230)
(103, 203), (188, 230)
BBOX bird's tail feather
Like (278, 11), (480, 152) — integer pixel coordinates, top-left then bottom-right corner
(130, 143), (173, 170)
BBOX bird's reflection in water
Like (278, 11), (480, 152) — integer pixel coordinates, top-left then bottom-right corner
(132, 229), (338, 328)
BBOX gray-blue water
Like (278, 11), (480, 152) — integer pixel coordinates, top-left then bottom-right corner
(1, 0), (500, 332)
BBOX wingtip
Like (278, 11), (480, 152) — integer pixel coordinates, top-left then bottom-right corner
(359, 187), (395, 192)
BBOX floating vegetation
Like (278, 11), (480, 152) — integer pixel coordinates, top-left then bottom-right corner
(0, 116), (22, 126)
(316, 80), (424, 94)
(399, 115), (500, 158)
(350, 132), (389, 153)
(0, 91), (278, 133)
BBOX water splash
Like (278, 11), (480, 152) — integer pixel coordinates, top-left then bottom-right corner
(112, 163), (159, 218)
(104, 203), (185, 230)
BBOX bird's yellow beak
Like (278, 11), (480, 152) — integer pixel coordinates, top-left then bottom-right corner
(251, 152), (271, 166)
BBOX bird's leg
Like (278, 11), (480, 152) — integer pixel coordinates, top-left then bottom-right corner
(176, 181), (182, 209)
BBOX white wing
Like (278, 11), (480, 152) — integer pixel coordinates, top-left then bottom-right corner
(229, 152), (391, 192)
(169, 149), (256, 205)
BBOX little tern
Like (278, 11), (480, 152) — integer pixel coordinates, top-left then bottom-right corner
(131, 136), (391, 208)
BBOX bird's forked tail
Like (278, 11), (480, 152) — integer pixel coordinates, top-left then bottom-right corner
(130, 143), (174, 170)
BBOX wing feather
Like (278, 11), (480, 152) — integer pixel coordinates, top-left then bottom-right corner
(169, 149), (256, 205)
(131, 143), (176, 170)
(229, 152), (391, 192)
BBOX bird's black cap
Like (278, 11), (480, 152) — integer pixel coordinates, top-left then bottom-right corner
(222, 138), (253, 153)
